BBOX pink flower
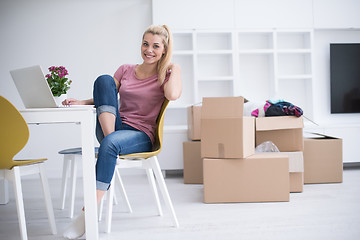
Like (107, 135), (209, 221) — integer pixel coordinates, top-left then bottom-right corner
(45, 65), (72, 96)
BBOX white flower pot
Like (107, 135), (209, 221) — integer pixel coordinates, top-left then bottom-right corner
(54, 94), (67, 107)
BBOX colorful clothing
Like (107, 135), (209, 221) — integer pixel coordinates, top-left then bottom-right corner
(251, 100), (303, 117)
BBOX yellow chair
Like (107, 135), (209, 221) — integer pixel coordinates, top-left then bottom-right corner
(0, 96), (57, 240)
(102, 98), (179, 233)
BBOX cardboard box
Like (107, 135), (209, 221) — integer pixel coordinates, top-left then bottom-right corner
(201, 97), (255, 159)
(255, 116), (304, 151)
(257, 152), (304, 193)
(203, 153), (290, 203)
(187, 105), (202, 140)
(201, 117), (255, 158)
(201, 97), (246, 119)
(257, 151), (304, 192)
(303, 134), (343, 183)
(285, 151), (304, 172)
(290, 172), (304, 193)
(287, 151), (304, 193)
(183, 141), (202, 184)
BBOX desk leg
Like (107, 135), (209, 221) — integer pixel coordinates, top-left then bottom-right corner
(80, 112), (98, 240)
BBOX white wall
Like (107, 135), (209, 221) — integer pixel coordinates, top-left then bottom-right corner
(313, 30), (360, 125)
(0, 0), (153, 178)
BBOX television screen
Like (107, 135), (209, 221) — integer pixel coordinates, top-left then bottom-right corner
(330, 43), (360, 113)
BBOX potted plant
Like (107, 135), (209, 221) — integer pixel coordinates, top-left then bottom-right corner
(45, 66), (72, 105)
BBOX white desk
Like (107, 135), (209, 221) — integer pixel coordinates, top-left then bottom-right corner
(19, 107), (99, 240)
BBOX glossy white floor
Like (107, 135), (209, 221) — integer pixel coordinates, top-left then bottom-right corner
(1, 166), (359, 240)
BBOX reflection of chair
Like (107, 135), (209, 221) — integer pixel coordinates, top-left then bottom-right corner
(0, 96), (57, 240)
(58, 147), (131, 219)
(102, 98), (179, 233)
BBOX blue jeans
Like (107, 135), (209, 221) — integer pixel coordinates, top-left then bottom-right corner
(93, 75), (152, 191)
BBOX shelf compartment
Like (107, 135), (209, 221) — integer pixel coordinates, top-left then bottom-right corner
(196, 32), (232, 51)
(277, 32), (312, 50)
(164, 108), (188, 126)
(238, 32), (273, 50)
(237, 54), (274, 102)
(173, 33), (193, 51)
(197, 80), (234, 102)
(277, 53), (312, 76)
(197, 54), (233, 78)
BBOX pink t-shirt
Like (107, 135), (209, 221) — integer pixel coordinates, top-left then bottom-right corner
(114, 64), (169, 144)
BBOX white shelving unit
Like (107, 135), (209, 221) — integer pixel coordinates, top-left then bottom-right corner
(161, 29), (314, 171)
(168, 29), (314, 126)
(153, 0), (360, 168)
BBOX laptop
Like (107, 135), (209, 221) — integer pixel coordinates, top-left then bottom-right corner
(10, 65), (93, 108)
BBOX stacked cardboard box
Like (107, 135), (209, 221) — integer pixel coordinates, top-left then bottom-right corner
(183, 141), (202, 184)
(257, 151), (304, 193)
(183, 97), (343, 203)
(183, 104), (202, 184)
(203, 154), (289, 203)
(255, 116), (305, 192)
(187, 105), (201, 141)
(200, 97), (290, 203)
(201, 97), (255, 159)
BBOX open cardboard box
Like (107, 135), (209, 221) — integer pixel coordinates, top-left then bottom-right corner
(201, 97), (255, 159)
(255, 116), (304, 152)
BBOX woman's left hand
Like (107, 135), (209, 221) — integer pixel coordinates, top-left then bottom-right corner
(164, 63), (182, 101)
(167, 63), (180, 73)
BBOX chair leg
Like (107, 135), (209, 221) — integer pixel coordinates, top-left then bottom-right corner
(10, 167), (28, 240)
(60, 155), (71, 210)
(98, 197), (104, 222)
(149, 156), (179, 228)
(115, 168), (132, 213)
(69, 155), (78, 218)
(97, 194), (116, 222)
(98, 170), (131, 223)
(113, 187), (119, 206)
(105, 176), (115, 233)
(145, 168), (163, 216)
(39, 164), (57, 234)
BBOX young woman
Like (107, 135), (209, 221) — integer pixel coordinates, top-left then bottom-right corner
(62, 24), (182, 239)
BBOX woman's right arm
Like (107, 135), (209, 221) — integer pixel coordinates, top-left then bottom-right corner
(62, 98), (94, 106)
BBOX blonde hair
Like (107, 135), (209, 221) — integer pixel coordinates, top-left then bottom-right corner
(143, 25), (173, 85)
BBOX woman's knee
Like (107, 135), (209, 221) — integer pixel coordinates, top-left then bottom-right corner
(93, 74), (118, 109)
(99, 133), (119, 156)
(94, 74), (114, 89)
